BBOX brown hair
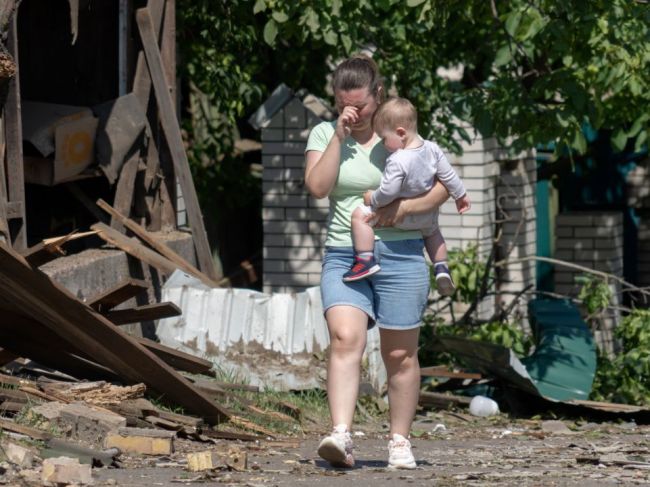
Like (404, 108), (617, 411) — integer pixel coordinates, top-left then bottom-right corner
(372, 97), (418, 133)
(332, 54), (384, 102)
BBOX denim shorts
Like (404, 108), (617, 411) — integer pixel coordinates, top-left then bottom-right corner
(320, 239), (430, 330)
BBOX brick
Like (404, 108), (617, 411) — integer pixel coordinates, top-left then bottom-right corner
(263, 260), (285, 272)
(42, 457), (92, 485)
(264, 272), (312, 286)
(286, 208), (328, 221)
(31, 401), (127, 446)
(556, 214), (594, 226)
(556, 239), (593, 250)
(262, 208), (285, 221)
(264, 234), (285, 246)
(262, 181), (285, 195)
(104, 427), (175, 455)
(285, 128), (311, 141)
(263, 194), (308, 208)
(284, 155), (305, 167)
(263, 247), (316, 260)
(263, 168), (285, 182)
(285, 233), (325, 247)
(574, 227), (623, 238)
(262, 155), (284, 168)
(556, 227), (573, 237)
(187, 447), (247, 472)
(285, 260), (323, 273)
(263, 141), (306, 155)
(3, 441), (34, 468)
(283, 98), (307, 128)
(261, 128), (284, 141)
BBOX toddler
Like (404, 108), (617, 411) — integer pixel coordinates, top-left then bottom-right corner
(342, 97), (471, 296)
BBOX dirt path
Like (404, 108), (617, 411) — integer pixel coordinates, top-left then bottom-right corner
(89, 414), (650, 486)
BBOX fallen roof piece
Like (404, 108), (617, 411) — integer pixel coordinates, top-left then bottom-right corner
(0, 242), (230, 424)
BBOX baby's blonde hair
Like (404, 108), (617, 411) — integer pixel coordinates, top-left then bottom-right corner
(372, 97), (417, 133)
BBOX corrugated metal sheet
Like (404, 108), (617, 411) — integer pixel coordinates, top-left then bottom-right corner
(157, 271), (385, 391)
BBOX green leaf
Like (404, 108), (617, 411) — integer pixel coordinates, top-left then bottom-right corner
(634, 130), (647, 153)
(323, 29), (338, 46)
(571, 130), (587, 154)
(303, 7), (319, 32)
(272, 11), (289, 23)
(611, 129), (628, 152)
(263, 19), (278, 46)
(494, 45), (513, 67)
(341, 33), (353, 53)
(332, 0), (342, 16)
(253, 0), (266, 14)
(407, 0), (426, 6)
(505, 11), (522, 37)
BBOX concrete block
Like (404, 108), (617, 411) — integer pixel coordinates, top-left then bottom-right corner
(104, 427), (174, 455)
(285, 260), (323, 273)
(187, 447), (247, 472)
(42, 457), (92, 485)
(2, 441), (35, 468)
(31, 402), (127, 445)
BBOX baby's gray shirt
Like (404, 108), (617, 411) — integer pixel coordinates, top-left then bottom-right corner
(370, 140), (466, 209)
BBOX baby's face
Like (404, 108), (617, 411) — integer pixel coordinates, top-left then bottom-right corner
(379, 129), (404, 153)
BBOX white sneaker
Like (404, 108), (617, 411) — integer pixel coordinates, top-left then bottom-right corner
(317, 424), (354, 468)
(388, 433), (416, 470)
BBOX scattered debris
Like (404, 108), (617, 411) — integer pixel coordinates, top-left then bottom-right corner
(41, 456), (93, 486)
(186, 446), (247, 472)
(103, 427), (175, 455)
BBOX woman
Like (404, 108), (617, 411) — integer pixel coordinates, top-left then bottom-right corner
(304, 55), (449, 469)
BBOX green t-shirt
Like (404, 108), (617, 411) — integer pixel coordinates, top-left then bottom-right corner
(305, 121), (422, 247)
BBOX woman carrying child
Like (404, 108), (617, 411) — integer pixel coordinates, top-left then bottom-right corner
(304, 54), (450, 469)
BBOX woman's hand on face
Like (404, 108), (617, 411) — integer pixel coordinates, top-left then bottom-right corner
(335, 106), (359, 141)
(373, 198), (407, 228)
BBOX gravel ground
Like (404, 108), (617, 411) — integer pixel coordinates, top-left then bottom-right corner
(81, 412), (650, 487)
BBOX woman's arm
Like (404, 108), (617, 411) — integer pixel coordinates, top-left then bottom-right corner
(305, 106), (358, 199)
(304, 139), (342, 199)
(372, 180), (450, 227)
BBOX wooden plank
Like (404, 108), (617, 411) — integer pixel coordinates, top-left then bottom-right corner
(22, 230), (100, 268)
(87, 278), (149, 312)
(104, 302), (181, 325)
(136, 7), (218, 281)
(0, 242), (230, 424)
(92, 222), (177, 275)
(0, 417), (52, 441)
(4, 15), (25, 250)
(0, 308), (123, 382)
(419, 391), (472, 410)
(97, 198), (219, 287)
(135, 337), (213, 375)
(420, 366), (483, 380)
(111, 153), (140, 233)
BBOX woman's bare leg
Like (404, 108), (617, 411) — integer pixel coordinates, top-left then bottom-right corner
(379, 327), (420, 436)
(325, 305), (369, 428)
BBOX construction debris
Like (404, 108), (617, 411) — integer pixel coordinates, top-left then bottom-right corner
(103, 427), (175, 455)
(41, 456), (93, 486)
(187, 446), (247, 472)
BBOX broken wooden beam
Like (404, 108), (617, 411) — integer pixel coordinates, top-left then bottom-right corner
(103, 302), (181, 325)
(104, 426), (175, 455)
(420, 366), (483, 380)
(21, 230), (99, 267)
(135, 337), (213, 375)
(136, 7), (218, 281)
(97, 198), (220, 287)
(419, 391), (472, 410)
(0, 417), (52, 441)
(87, 278), (149, 312)
(92, 222), (178, 275)
(0, 242), (230, 424)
